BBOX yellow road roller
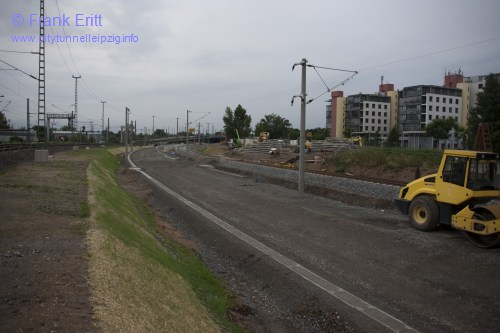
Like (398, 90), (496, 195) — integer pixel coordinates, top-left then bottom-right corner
(394, 150), (500, 248)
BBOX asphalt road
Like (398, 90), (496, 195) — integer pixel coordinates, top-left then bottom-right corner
(129, 147), (500, 333)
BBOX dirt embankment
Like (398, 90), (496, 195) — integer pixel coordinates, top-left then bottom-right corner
(202, 145), (435, 185)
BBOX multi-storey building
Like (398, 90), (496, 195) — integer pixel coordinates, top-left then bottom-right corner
(345, 93), (392, 139)
(327, 84), (397, 139)
(326, 91), (345, 137)
(398, 85), (462, 148)
(325, 72), (497, 148)
(456, 73), (500, 127)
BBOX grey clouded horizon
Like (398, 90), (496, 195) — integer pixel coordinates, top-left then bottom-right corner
(1, 0), (499, 134)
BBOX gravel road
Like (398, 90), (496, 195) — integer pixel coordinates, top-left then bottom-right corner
(128, 147), (500, 333)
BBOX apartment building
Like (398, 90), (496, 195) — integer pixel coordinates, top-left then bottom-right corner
(345, 93), (392, 139)
(456, 73), (500, 127)
(325, 71), (497, 147)
(328, 83), (396, 139)
(326, 91), (345, 137)
(398, 85), (462, 148)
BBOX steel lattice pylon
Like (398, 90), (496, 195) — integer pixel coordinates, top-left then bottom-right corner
(38, 0), (46, 137)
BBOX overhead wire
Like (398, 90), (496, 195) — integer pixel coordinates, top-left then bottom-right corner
(358, 36), (500, 72)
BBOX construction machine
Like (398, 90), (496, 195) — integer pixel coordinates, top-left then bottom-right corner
(259, 131), (270, 142)
(394, 149), (500, 248)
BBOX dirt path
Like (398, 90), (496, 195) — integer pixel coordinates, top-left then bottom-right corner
(0, 153), (96, 332)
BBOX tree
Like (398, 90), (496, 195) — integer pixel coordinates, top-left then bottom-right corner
(223, 104), (252, 139)
(254, 113), (292, 139)
(343, 127), (352, 139)
(425, 117), (459, 148)
(457, 126), (470, 149)
(61, 125), (76, 131)
(0, 111), (10, 129)
(369, 129), (383, 147)
(308, 128), (329, 140)
(288, 128), (300, 140)
(386, 127), (400, 147)
(154, 129), (166, 138)
(468, 74), (500, 152)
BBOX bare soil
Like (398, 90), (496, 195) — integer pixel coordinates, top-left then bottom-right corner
(0, 153), (96, 333)
(204, 145), (435, 184)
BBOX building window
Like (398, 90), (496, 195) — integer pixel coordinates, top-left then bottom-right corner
(437, 97), (440, 102)
(384, 112), (387, 117)
(455, 99), (459, 104)
(436, 115), (439, 119)
(436, 106), (440, 111)
(372, 126), (375, 131)
(378, 104), (381, 109)
(378, 119), (381, 124)
(366, 111), (369, 115)
(429, 105), (433, 111)
(365, 126), (368, 130)
(372, 119), (375, 123)
(384, 127), (387, 132)
(384, 105), (388, 109)
(372, 104), (375, 108)
(455, 117), (458, 121)
(429, 96), (433, 102)
(429, 115), (432, 120)
(372, 111), (375, 116)
(366, 103), (369, 108)
(378, 112), (381, 116)
(455, 108), (459, 113)
(449, 98), (452, 103)
(384, 119), (387, 124)
(449, 107), (452, 112)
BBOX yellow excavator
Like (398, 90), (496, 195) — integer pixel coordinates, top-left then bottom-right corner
(395, 149), (500, 248)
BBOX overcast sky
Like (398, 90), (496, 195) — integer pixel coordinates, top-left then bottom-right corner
(1, 0), (500, 134)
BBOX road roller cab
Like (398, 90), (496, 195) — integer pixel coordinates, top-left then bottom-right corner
(395, 149), (500, 248)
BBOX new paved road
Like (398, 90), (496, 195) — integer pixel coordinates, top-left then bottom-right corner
(130, 147), (500, 333)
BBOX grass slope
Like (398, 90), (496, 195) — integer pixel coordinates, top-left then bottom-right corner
(85, 149), (241, 332)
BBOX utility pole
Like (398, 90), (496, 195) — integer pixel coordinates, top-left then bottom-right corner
(292, 58), (308, 193)
(292, 59), (357, 193)
(186, 110), (190, 159)
(176, 118), (179, 137)
(27, 98), (31, 142)
(107, 117), (109, 144)
(152, 115), (155, 139)
(196, 123), (199, 145)
(101, 100), (106, 141)
(72, 75), (81, 134)
(125, 107), (130, 154)
(38, 0), (46, 141)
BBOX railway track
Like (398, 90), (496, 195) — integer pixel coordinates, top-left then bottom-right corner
(231, 159), (408, 188)
(0, 143), (38, 152)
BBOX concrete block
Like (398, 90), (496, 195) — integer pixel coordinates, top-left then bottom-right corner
(34, 150), (49, 163)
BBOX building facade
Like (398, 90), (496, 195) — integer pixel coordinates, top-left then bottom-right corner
(398, 85), (462, 148)
(456, 73), (500, 127)
(326, 91), (345, 137)
(325, 72), (497, 147)
(345, 93), (392, 139)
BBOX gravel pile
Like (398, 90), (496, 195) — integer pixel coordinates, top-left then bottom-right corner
(214, 158), (401, 208)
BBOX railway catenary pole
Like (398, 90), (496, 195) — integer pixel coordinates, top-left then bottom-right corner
(125, 107), (130, 154)
(186, 110), (190, 160)
(72, 75), (81, 135)
(292, 59), (357, 193)
(293, 58), (308, 193)
(101, 100), (106, 141)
